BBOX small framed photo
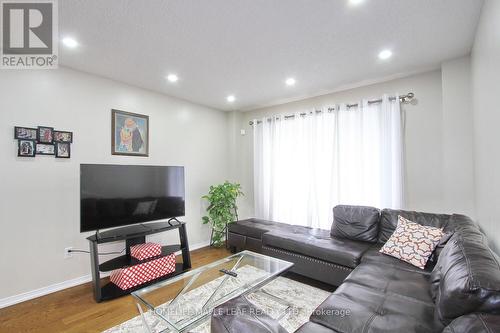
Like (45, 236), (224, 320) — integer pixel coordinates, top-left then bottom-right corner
(55, 142), (71, 158)
(36, 143), (55, 155)
(53, 130), (73, 143)
(14, 126), (37, 140)
(37, 126), (54, 143)
(18, 139), (36, 157)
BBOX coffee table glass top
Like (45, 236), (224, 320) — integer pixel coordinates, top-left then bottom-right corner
(132, 250), (293, 332)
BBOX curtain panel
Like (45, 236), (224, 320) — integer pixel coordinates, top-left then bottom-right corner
(252, 94), (404, 229)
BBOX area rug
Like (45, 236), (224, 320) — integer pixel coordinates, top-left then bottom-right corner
(103, 266), (330, 333)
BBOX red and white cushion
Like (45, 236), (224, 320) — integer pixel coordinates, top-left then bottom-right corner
(130, 242), (162, 260)
(110, 253), (176, 290)
(379, 215), (444, 269)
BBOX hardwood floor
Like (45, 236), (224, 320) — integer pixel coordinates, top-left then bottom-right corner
(0, 247), (231, 333)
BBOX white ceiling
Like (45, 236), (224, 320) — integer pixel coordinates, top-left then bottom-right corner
(59, 0), (483, 111)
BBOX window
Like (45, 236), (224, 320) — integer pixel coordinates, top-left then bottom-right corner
(252, 95), (404, 229)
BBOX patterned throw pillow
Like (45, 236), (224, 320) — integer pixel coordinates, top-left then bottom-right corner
(380, 215), (444, 269)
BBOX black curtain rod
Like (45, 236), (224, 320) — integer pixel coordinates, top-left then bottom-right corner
(249, 92), (414, 125)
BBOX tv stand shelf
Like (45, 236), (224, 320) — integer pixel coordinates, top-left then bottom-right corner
(99, 244), (183, 272)
(99, 263), (186, 301)
(87, 221), (191, 302)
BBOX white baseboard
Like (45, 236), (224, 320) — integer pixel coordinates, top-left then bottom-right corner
(188, 240), (211, 252)
(0, 240), (211, 309)
(0, 275), (93, 309)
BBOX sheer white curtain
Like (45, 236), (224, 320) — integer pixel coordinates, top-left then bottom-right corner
(253, 94), (404, 229)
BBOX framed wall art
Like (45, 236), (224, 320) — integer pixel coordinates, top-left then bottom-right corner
(18, 139), (36, 157)
(13, 125), (73, 159)
(111, 109), (149, 157)
(36, 143), (55, 155)
(55, 142), (71, 158)
(53, 131), (73, 143)
(14, 126), (37, 140)
(37, 126), (54, 143)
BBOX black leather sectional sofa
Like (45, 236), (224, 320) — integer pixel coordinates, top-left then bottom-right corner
(224, 205), (500, 333)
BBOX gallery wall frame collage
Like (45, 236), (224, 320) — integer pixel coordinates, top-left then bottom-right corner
(14, 126), (72, 158)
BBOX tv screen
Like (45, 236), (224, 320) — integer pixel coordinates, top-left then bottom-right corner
(80, 164), (185, 232)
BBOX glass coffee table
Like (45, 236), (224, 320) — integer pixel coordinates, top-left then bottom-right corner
(132, 250), (294, 333)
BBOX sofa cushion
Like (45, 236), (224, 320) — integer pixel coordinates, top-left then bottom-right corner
(330, 205), (380, 243)
(431, 232), (500, 325)
(442, 313), (500, 333)
(295, 321), (335, 333)
(446, 214), (481, 233)
(427, 231), (454, 265)
(228, 218), (291, 240)
(344, 262), (434, 303)
(211, 296), (287, 333)
(310, 281), (442, 333)
(429, 226), (485, 301)
(379, 215), (444, 269)
(262, 228), (371, 268)
(379, 209), (454, 243)
(361, 244), (435, 275)
(428, 214), (479, 265)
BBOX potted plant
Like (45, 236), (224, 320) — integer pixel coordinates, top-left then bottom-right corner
(202, 181), (243, 247)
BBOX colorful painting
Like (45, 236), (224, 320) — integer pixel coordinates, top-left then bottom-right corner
(53, 131), (73, 143)
(37, 126), (54, 143)
(14, 126), (37, 140)
(111, 109), (149, 156)
(18, 139), (36, 157)
(36, 143), (55, 155)
(55, 142), (71, 158)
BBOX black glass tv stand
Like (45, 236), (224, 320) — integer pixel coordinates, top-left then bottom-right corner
(87, 220), (191, 302)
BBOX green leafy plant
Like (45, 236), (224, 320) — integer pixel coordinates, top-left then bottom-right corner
(202, 181), (244, 247)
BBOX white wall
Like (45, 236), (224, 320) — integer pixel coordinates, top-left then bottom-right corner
(441, 57), (475, 217)
(0, 67), (228, 300)
(229, 69), (476, 220)
(471, 0), (500, 251)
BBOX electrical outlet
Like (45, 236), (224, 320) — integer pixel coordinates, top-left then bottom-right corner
(64, 247), (73, 259)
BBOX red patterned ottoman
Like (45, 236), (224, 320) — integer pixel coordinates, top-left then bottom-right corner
(110, 253), (176, 290)
(130, 242), (162, 260)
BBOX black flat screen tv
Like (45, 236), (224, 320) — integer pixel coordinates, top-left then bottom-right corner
(80, 164), (185, 232)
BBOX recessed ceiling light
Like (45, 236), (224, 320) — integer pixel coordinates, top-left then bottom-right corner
(226, 95), (236, 103)
(62, 37), (78, 48)
(378, 49), (393, 60)
(166, 74), (178, 82)
(285, 78), (296, 86)
(349, 0), (365, 6)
